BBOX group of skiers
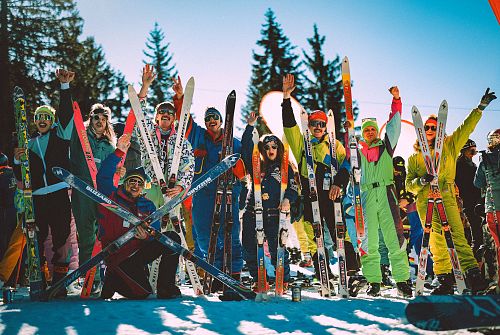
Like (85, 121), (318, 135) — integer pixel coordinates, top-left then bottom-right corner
(0, 63), (499, 302)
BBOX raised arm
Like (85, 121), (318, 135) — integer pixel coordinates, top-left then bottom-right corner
(384, 86), (402, 154)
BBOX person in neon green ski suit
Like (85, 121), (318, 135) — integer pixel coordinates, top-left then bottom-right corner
(357, 86), (412, 298)
(406, 88), (496, 294)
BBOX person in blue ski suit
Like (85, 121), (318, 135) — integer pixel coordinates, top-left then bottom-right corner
(171, 77), (245, 295)
(240, 112), (298, 287)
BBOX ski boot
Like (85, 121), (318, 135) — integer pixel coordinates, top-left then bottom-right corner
(157, 285), (182, 299)
(381, 264), (394, 287)
(396, 281), (413, 298)
(366, 282), (381, 297)
(51, 263), (69, 299)
(465, 267), (488, 294)
(219, 273), (243, 301)
(348, 274), (367, 297)
(430, 273), (455, 295)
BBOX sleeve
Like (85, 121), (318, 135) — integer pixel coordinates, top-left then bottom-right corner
(174, 94), (204, 146)
(282, 98), (297, 128)
(175, 139), (194, 190)
(473, 161), (486, 189)
(56, 87), (75, 140)
(406, 154), (424, 194)
(240, 125), (255, 176)
(448, 108), (482, 158)
(97, 149), (124, 196)
(284, 165), (299, 203)
(282, 99), (305, 165)
(384, 97), (402, 154)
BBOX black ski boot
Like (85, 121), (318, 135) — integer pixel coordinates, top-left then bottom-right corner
(430, 273), (455, 295)
(348, 274), (367, 297)
(219, 273), (243, 301)
(51, 263), (69, 298)
(157, 285), (181, 299)
(396, 281), (413, 298)
(465, 267), (488, 294)
(366, 282), (381, 297)
(381, 264), (394, 287)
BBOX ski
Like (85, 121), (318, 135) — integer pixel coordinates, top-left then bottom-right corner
(252, 128), (268, 299)
(299, 104), (331, 297)
(412, 103), (467, 295)
(113, 109), (136, 186)
(72, 100), (102, 298)
(44, 153), (241, 300)
(327, 109), (348, 298)
(13, 86), (43, 301)
(405, 295), (500, 331)
(275, 134), (290, 296)
(342, 57), (365, 240)
(204, 90), (236, 294)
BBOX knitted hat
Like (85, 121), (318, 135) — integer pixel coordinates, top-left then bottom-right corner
(461, 139), (477, 151)
(361, 118), (379, 133)
(34, 105), (56, 121)
(393, 156), (405, 172)
(308, 110), (327, 122)
(204, 107), (222, 120)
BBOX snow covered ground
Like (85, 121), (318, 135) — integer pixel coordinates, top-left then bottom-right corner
(1, 282), (478, 335)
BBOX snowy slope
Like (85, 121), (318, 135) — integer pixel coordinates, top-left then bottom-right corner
(1, 284), (477, 335)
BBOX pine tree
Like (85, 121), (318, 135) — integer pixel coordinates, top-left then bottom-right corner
(242, 8), (303, 134)
(302, 24), (358, 137)
(143, 22), (177, 108)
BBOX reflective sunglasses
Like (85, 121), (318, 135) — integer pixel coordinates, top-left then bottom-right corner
(157, 108), (175, 116)
(264, 144), (278, 151)
(424, 125), (437, 131)
(204, 114), (221, 122)
(127, 178), (145, 187)
(34, 113), (54, 122)
(309, 120), (326, 128)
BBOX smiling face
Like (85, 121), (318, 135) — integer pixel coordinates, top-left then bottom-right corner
(424, 122), (437, 143)
(34, 113), (54, 134)
(155, 110), (175, 131)
(124, 177), (144, 198)
(204, 113), (222, 133)
(91, 114), (108, 136)
(308, 120), (326, 139)
(362, 126), (378, 144)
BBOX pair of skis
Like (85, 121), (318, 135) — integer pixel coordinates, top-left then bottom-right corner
(412, 102), (467, 295)
(44, 154), (252, 300)
(204, 91), (236, 294)
(251, 129), (291, 299)
(13, 87), (43, 300)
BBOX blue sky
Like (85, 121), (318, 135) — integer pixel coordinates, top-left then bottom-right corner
(76, 0), (499, 159)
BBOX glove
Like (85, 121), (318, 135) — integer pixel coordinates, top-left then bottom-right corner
(478, 88), (497, 111)
(419, 173), (435, 185)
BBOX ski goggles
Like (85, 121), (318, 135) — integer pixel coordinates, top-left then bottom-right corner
(34, 113), (54, 122)
(424, 125), (437, 131)
(126, 178), (145, 187)
(264, 144), (278, 151)
(309, 120), (326, 128)
(204, 113), (221, 122)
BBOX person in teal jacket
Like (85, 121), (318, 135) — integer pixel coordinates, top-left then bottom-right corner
(357, 86), (412, 298)
(407, 88), (496, 294)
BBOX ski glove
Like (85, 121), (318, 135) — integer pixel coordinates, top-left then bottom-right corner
(419, 173), (435, 185)
(478, 88), (497, 111)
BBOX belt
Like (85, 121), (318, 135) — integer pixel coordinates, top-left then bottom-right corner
(361, 180), (393, 192)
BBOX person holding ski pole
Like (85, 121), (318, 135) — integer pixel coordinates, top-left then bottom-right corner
(355, 86), (412, 298)
(97, 134), (182, 299)
(12, 69), (75, 297)
(474, 128), (500, 293)
(240, 112), (298, 291)
(407, 88), (496, 294)
(172, 76), (245, 300)
(281, 74), (359, 288)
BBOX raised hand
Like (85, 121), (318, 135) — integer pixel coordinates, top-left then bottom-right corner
(247, 112), (258, 126)
(479, 88), (497, 110)
(117, 134), (131, 153)
(55, 69), (75, 84)
(172, 76), (183, 99)
(389, 86), (400, 99)
(142, 64), (156, 87)
(282, 74), (296, 99)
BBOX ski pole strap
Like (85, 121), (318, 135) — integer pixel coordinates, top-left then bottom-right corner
(361, 180), (394, 192)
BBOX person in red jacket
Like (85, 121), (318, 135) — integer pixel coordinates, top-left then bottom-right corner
(97, 134), (181, 299)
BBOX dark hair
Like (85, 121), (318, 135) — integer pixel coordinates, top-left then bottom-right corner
(257, 134), (284, 172)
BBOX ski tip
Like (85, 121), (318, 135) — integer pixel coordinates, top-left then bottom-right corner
(411, 106), (419, 115)
(52, 166), (66, 177)
(440, 100), (447, 109)
(187, 77), (195, 86)
(327, 109), (333, 116)
(229, 90), (236, 97)
(343, 56), (349, 63)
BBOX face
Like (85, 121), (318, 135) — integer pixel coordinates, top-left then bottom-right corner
(464, 147), (477, 159)
(308, 120), (326, 139)
(124, 178), (144, 198)
(34, 113), (54, 134)
(424, 122), (437, 143)
(264, 141), (278, 161)
(362, 126), (377, 143)
(155, 110), (175, 131)
(204, 113), (222, 133)
(91, 114), (108, 135)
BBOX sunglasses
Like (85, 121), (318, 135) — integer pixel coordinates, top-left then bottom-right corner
(157, 108), (175, 116)
(424, 125), (437, 131)
(264, 144), (278, 151)
(204, 114), (221, 122)
(127, 178), (144, 187)
(309, 120), (326, 128)
(34, 113), (54, 122)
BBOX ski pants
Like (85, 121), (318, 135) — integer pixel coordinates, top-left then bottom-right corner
(242, 208), (290, 282)
(416, 184), (478, 275)
(191, 188), (243, 273)
(360, 185), (410, 283)
(486, 211), (500, 287)
(33, 189), (71, 267)
(293, 217), (316, 255)
(71, 189), (98, 278)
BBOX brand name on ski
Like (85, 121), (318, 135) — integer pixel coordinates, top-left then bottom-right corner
(86, 185), (112, 204)
(189, 177), (213, 194)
